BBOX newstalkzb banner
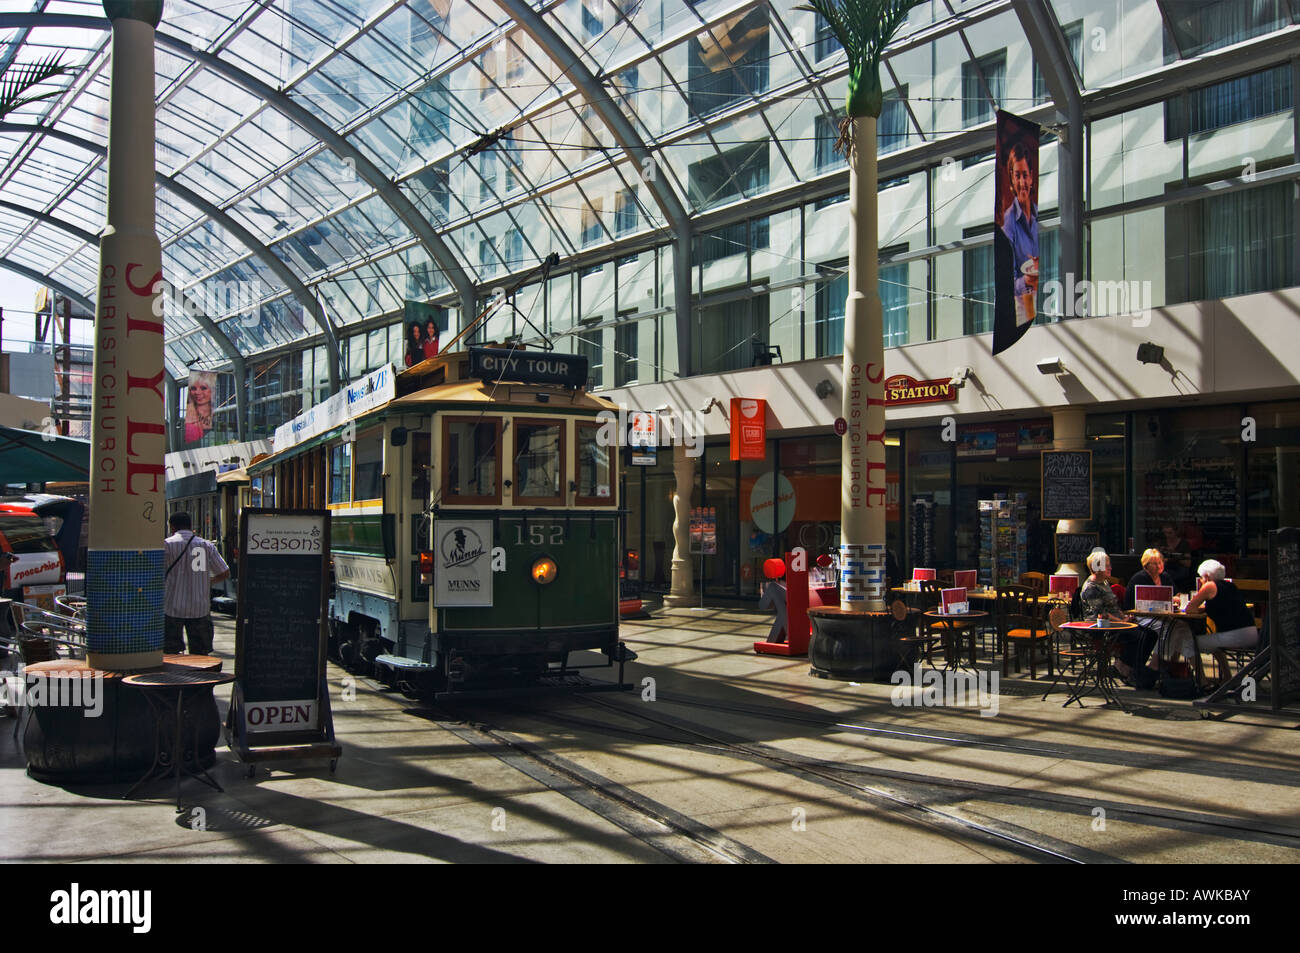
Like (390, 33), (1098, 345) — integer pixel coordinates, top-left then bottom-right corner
(993, 110), (1041, 356)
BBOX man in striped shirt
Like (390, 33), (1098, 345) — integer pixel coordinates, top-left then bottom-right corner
(164, 512), (230, 655)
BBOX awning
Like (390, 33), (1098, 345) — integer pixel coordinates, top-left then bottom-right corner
(0, 426), (90, 484)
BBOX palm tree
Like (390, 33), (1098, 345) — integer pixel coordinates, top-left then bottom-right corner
(797, 0), (923, 611)
(0, 53), (70, 120)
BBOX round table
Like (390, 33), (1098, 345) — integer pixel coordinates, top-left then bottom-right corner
(1057, 620), (1138, 711)
(122, 668), (236, 811)
(922, 610), (989, 670)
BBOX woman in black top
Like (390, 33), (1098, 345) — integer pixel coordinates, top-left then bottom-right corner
(1170, 559), (1258, 678)
(1122, 548), (1173, 673)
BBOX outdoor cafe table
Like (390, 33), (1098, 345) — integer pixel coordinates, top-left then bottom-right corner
(1125, 607), (1210, 687)
(922, 610), (989, 670)
(1057, 620), (1139, 712)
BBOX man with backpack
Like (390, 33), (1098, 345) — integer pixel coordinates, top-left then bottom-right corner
(163, 512), (229, 655)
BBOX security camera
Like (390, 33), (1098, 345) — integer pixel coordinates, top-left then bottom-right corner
(1036, 357), (1064, 375)
(949, 366), (971, 387)
(652, 404), (670, 414)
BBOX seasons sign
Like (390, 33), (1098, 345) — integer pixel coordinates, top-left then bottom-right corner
(883, 375), (955, 405)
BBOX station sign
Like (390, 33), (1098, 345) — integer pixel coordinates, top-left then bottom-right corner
(468, 347), (588, 389)
(883, 374), (955, 405)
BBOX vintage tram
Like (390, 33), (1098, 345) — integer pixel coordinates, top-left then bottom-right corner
(246, 345), (629, 696)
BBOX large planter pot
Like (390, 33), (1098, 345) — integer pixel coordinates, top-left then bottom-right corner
(808, 606), (912, 682)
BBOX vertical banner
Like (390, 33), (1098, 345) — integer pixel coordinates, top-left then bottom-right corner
(730, 398), (767, 461)
(993, 110), (1041, 356)
(184, 370), (216, 444)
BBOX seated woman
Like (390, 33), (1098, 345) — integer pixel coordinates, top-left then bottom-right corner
(1168, 559), (1259, 681)
(1123, 548), (1173, 673)
(1080, 550), (1141, 683)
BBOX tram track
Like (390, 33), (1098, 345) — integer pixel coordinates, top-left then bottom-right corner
(421, 709), (777, 864)
(453, 690), (1300, 860)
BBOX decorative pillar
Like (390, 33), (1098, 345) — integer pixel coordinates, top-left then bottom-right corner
(1052, 407), (1087, 576)
(86, 0), (167, 671)
(839, 115), (888, 613)
(662, 440), (696, 607)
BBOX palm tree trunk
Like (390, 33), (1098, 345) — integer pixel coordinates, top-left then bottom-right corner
(839, 114), (887, 612)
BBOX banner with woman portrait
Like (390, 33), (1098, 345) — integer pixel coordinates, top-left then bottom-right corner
(185, 370), (217, 444)
(993, 110), (1041, 356)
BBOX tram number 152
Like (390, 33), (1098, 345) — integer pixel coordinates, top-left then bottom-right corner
(514, 523), (566, 546)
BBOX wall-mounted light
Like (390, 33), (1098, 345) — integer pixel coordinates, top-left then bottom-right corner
(1036, 357), (1065, 375)
(1136, 342), (1165, 365)
(949, 366), (972, 387)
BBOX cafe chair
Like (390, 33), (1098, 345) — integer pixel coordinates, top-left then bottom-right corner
(995, 586), (1053, 679)
(921, 579), (977, 668)
(1040, 605), (1087, 699)
(896, 599), (941, 668)
(1018, 572), (1047, 596)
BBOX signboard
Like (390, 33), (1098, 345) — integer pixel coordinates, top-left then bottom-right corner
(1269, 527), (1300, 709)
(953, 570), (978, 590)
(1054, 531), (1100, 564)
(690, 507), (717, 555)
(1049, 573), (1080, 595)
(941, 587), (969, 615)
(22, 583), (65, 612)
(228, 509), (340, 770)
(8, 551), (62, 589)
(730, 398), (767, 461)
(629, 411), (658, 466)
(883, 374), (955, 406)
(1041, 450), (1092, 521)
(272, 364), (395, 453)
(468, 347), (587, 388)
(1134, 585), (1173, 613)
(912, 568), (936, 581)
(992, 110), (1040, 355)
(433, 519), (493, 607)
(185, 370), (217, 445)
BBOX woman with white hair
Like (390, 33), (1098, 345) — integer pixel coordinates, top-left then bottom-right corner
(1169, 559), (1258, 680)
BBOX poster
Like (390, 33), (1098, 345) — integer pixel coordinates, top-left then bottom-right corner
(993, 110), (1040, 355)
(433, 519), (493, 607)
(185, 370), (217, 444)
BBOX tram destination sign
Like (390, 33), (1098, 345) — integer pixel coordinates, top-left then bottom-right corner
(469, 347), (588, 388)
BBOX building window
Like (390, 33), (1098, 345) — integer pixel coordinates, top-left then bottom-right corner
(687, 7), (769, 116)
(615, 188), (638, 236)
(814, 265), (846, 358)
(1033, 21), (1083, 104)
(881, 247), (909, 347)
(1160, 0), (1291, 60)
(962, 226), (995, 335)
(582, 0), (602, 38)
(412, 160), (450, 221)
(694, 217), (769, 267)
(962, 50), (1005, 128)
(575, 325), (603, 388)
(815, 110), (845, 173)
(698, 295), (766, 373)
(502, 227), (524, 268)
(479, 238), (497, 276)
(615, 321), (638, 385)
(1167, 179), (1295, 302)
(581, 198), (603, 245)
(410, 77), (450, 148)
(478, 150), (495, 202)
(814, 13), (841, 61)
(501, 130), (521, 192)
(879, 86), (908, 154)
(1164, 65), (1292, 140)
(688, 141), (769, 210)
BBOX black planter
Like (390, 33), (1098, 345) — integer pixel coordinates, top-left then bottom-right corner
(808, 608), (912, 682)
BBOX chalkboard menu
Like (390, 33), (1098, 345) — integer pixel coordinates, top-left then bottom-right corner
(234, 510), (329, 735)
(1055, 532), (1100, 564)
(1269, 527), (1300, 709)
(1041, 450), (1091, 521)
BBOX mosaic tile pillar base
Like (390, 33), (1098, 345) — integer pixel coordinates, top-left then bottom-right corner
(840, 543), (887, 610)
(86, 549), (164, 671)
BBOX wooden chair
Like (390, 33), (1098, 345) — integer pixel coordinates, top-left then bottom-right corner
(994, 585), (1053, 679)
(923, 580), (978, 667)
(1018, 572), (1047, 596)
(896, 599), (941, 667)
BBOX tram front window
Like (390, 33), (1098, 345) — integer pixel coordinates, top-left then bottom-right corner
(443, 418), (501, 504)
(514, 420), (564, 504)
(576, 422), (613, 504)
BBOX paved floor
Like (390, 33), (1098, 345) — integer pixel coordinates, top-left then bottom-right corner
(3, 606), (1297, 864)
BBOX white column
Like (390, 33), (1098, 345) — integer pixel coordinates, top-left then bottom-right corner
(663, 441), (696, 607)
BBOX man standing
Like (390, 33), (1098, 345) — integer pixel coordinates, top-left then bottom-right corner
(164, 512), (229, 655)
(1001, 140), (1039, 323)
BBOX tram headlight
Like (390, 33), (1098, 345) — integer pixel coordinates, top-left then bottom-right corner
(531, 556), (558, 586)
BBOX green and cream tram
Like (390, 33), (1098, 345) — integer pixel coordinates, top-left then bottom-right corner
(247, 347), (628, 696)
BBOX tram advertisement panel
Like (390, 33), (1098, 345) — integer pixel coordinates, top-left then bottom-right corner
(236, 510), (328, 732)
(433, 519), (493, 607)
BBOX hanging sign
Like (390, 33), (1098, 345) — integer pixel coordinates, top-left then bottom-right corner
(629, 411), (658, 466)
(730, 397), (767, 460)
(883, 374), (955, 405)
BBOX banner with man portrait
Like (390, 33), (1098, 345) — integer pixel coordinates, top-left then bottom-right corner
(993, 110), (1041, 356)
